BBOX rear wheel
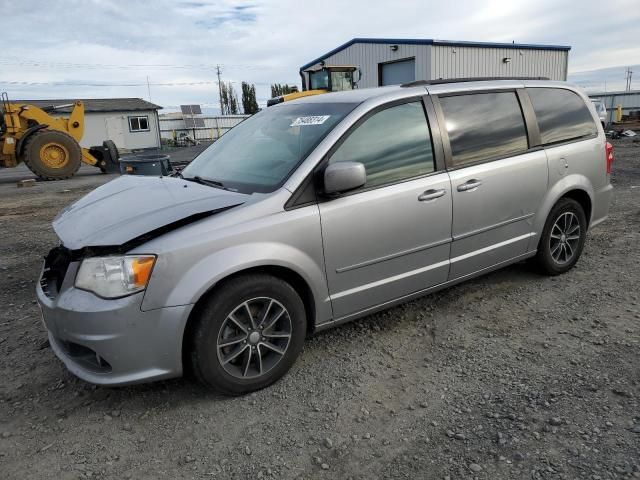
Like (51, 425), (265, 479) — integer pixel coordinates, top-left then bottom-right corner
(533, 198), (587, 275)
(22, 129), (82, 180)
(189, 274), (306, 395)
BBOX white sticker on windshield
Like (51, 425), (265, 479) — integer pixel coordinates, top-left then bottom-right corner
(290, 115), (331, 127)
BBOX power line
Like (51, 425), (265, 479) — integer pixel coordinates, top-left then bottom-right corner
(0, 58), (279, 71)
(0, 79), (278, 87)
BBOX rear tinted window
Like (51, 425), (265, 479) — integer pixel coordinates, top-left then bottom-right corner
(439, 92), (529, 167)
(528, 88), (597, 145)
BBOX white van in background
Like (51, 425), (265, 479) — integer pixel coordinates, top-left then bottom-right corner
(591, 99), (607, 127)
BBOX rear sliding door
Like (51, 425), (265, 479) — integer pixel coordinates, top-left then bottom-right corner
(434, 90), (548, 279)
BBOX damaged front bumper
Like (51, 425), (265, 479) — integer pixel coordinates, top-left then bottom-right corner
(36, 247), (193, 386)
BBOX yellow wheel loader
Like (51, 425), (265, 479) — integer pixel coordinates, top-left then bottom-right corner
(267, 65), (360, 106)
(1, 92), (119, 180)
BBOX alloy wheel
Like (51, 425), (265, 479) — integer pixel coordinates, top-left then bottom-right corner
(549, 211), (581, 265)
(216, 297), (292, 379)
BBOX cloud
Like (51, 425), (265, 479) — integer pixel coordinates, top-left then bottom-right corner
(1, 0), (639, 111)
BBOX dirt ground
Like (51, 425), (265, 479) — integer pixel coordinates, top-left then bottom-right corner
(0, 139), (639, 480)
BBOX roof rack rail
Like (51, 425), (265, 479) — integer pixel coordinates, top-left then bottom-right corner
(401, 76), (551, 87)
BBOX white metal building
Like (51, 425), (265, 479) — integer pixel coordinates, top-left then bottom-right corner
(300, 38), (571, 89)
(19, 98), (162, 150)
(588, 90), (640, 125)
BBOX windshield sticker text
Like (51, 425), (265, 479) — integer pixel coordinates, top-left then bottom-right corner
(290, 115), (331, 127)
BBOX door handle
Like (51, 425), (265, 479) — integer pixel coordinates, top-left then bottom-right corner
(418, 189), (446, 201)
(457, 179), (482, 192)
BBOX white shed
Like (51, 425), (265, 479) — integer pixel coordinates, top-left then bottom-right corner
(300, 38), (571, 90)
(19, 98), (162, 151)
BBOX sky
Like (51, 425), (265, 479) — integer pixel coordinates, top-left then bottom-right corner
(1, 0), (639, 113)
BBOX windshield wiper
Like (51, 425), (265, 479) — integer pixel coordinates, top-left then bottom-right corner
(183, 175), (227, 189)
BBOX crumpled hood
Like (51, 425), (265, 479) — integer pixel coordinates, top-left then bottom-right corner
(53, 175), (247, 250)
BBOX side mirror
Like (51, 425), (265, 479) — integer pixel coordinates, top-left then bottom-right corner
(323, 162), (366, 195)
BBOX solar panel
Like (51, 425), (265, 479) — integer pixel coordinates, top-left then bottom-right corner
(180, 104), (202, 115)
(184, 117), (205, 128)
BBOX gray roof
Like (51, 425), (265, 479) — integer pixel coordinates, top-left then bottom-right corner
(15, 98), (162, 113)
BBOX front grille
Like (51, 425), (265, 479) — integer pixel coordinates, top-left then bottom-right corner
(41, 246), (72, 299)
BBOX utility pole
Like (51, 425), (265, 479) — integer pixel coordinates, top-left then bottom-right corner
(216, 65), (224, 115)
(625, 67), (633, 91)
(146, 76), (152, 102)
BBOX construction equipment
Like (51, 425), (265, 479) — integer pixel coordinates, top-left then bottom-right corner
(1, 92), (119, 180)
(267, 65), (360, 106)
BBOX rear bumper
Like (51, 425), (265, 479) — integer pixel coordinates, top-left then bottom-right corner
(590, 182), (614, 230)
(37, 274), (193, 386)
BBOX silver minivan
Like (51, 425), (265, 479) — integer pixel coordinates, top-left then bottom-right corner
(37, 79), (614, 394)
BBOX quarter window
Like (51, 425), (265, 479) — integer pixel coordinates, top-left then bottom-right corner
(439, 92), (529, 167)
(129, 116), (150, 132)
(329, 101), (435, 189)
(528, 88), (597, 145)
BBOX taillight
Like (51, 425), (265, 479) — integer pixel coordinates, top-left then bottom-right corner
(605, 142), (614, 174)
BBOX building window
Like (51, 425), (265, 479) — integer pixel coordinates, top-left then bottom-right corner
(128, 116), (150, 132)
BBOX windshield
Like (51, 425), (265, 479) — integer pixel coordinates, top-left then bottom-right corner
(309, 70), (329, 90)
(182, 102), (357, 194)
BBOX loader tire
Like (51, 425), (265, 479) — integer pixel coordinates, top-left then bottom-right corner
(102, 139), (120, 173)
(22, 129), (82, 180)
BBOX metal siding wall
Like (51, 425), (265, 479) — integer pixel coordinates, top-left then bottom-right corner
(588, 91), (640, 124)
(431, 46), (568, 80)
(309, 43), (430, 88)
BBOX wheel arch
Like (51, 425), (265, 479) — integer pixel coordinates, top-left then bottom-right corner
(562, 189), (592, 228)
(181, 264), (319, 374)
(15, 124), (48, 158)
(531, 175), (595, 252)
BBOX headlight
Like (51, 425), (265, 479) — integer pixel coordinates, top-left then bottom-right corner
(75, 255), (156, 298)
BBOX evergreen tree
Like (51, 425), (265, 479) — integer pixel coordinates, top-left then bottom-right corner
(220, 81), (239, 115)
(241, 82), (259, 114)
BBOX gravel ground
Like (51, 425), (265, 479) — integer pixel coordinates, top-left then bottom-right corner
(0, 139), (638, 480)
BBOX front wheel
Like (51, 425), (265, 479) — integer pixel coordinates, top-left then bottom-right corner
(22, 129), (82, 180)
(189, 274), (306, 395)
(533, 198), (587, 275)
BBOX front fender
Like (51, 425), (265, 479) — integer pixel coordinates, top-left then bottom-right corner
(141, 242), (332, 323)
(16, 124), (48, 157)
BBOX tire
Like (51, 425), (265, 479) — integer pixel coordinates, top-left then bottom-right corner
(533, 198), (587, 275)
(102, 140), (120, 172)
(189, 274), (307, 395)
(22, 129), (82, 180)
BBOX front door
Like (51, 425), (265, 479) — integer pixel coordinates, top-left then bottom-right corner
(436, 90), (548, 279)
(318, 99), (452, 319)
